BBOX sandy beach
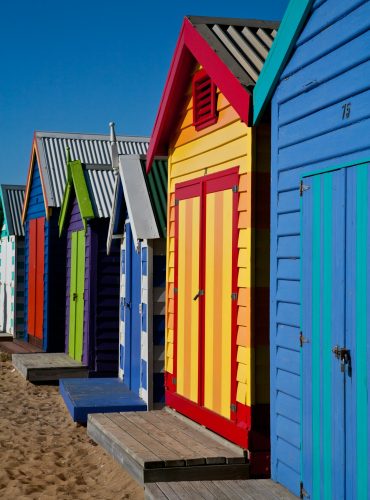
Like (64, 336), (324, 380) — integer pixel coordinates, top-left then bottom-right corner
(0, 353), (144, 500)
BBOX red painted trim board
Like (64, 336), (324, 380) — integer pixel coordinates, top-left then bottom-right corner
(166, 390), (249, 449)
(146, 19), (251, 171)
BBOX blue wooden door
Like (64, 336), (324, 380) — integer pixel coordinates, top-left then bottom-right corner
(301, 165), (370, 499)
(124, 222), (141, 395)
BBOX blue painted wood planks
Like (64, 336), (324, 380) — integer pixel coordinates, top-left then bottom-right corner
(59, 378), (147, 424)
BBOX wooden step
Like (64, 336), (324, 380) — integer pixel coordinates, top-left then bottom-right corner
(12, 353), (89, 382)
(87, 410), (249, 484)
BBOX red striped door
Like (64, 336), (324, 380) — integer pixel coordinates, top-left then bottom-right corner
(28, 218), (44, 340)
(168, 168), (240, 444)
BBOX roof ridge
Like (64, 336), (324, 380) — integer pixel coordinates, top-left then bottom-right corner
(0, 184), (26, 190)
(187, 15), (280, 29)
(35, 131), (150, 141)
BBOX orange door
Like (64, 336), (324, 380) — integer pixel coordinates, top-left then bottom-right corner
(28, 218), (44, 340)
(168, 167), (239, 443)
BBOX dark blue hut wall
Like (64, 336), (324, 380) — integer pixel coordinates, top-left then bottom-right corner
(153, 238), (166, 405)
(44, 210), (66, 352)
(15, 237), (25, 337)
(90, 219), (120, 377)
(65, 195), (84, 354)
(270, 0), (370, 494)
(24, 162), (46, 339)
(24, 161), (65, 351)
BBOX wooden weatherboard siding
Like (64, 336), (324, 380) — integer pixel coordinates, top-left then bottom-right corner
(115, 157), (166, 408)
(270, 0), (370, 496)
(165, 77), (270, 467)
(24, 159), (66, 352)
(62, 190), (120, 376)
(24, 162), (45, 348)
(253, 0), (314, 125)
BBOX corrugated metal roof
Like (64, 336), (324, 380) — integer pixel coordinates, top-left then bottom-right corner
(107, 156), (167, 254)
(141, 158), (167, 238)
(188, 16), (279, 92)
(35, 132), (149, 208)
(0, 185), (25, 236)
(83, 165), (115, 219)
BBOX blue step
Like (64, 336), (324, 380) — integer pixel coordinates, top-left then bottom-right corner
(59, 377), (147, 424)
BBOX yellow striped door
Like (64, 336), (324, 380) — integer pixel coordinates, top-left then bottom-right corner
(176, 196), (200, 403)
(204, 189), (233, 419)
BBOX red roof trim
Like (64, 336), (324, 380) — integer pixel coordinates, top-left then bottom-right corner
(147, 18), (251, 171)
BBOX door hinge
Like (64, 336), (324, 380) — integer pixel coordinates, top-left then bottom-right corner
(300, 332), (309, 347)
(232, 185), (238, 193)
(175, 199), (179, 206)
(230, 403), (237, 412)
(174, 287), (178, 294)
(231, 292), (238, 301)
(300, 481), (309, 499)
(172, 377), (177, 385)
(300, 181), (310, 196)
(139, 303), (142, 314)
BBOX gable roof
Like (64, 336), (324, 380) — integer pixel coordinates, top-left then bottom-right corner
(22, 131), (149, 222)
(59, 159), (117, 235)
(146, 15), (279, 169)
(253, 0), (314, 124)
(107, 155), (167, 254)
(0, 185), (25, 236)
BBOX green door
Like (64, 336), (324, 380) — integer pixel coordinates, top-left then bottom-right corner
(69, 230), (85, 361)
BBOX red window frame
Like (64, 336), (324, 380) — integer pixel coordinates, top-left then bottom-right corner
(192, 69), (218, 131)
(166, 167), (246, 447)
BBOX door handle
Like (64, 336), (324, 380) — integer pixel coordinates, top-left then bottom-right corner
(193, 290), (204, 301)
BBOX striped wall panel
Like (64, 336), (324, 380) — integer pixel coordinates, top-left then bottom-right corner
(270, 0), (370, 494)
(119, 235), (126, 380)
(0, 237), (15, 335)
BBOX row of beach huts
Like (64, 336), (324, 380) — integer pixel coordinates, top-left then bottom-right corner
(2, 1), (370, 498)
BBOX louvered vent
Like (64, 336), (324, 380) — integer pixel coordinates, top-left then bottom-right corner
(192, 69), (218, 131)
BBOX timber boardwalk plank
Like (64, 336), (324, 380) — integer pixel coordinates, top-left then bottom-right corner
(1, 339), (43, 354)
(12, 353), (88, 382)
(145, 479), (298, 499)
(87, 410), (249, 484)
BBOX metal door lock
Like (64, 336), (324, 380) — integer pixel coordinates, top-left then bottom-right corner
(332, 345), (350, 372)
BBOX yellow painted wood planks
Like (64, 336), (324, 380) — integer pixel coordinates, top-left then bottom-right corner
(176, 197), (200, 403)
(204, 190), (232, 419)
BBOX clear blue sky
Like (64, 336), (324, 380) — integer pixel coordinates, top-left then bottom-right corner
(0, 0), (289, 185)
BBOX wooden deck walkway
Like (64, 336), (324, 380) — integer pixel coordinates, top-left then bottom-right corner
(12, 353), (89, 382)
(0, 338), (43, 354)
(87, 410), (249, 484)
(145, 479), (297, 499)
(0, 332), (13, 342)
